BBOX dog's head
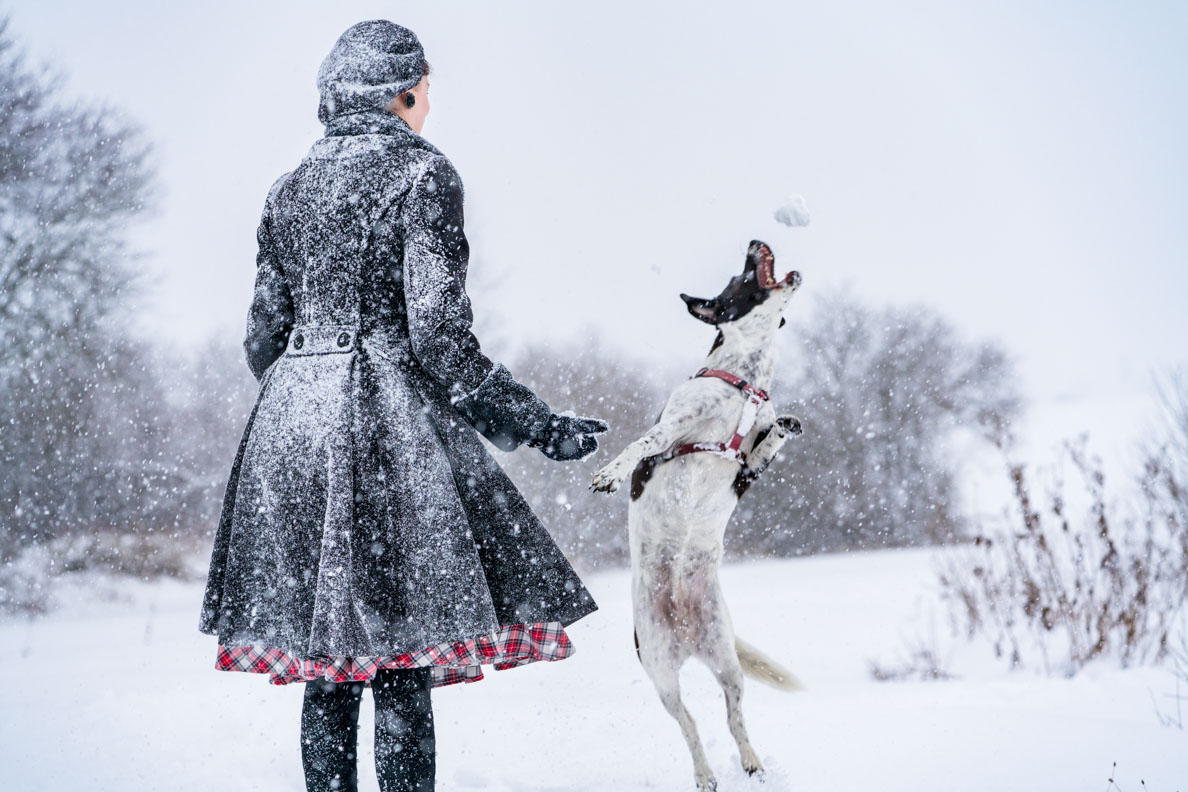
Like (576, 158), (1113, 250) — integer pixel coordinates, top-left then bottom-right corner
(679, 240), (801, 329)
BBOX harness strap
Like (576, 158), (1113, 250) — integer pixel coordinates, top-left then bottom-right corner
(658, 367), (769, 465)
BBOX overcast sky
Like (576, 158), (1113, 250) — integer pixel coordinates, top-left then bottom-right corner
(8, 0), (1188, 484)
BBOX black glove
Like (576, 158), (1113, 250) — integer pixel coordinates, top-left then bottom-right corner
(528, 414), (609, 461)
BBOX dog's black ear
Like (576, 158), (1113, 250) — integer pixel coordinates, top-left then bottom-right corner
(680, 293), (719, 325)
(779, 317), (786, 328)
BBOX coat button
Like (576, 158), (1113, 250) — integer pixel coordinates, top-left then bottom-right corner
(337, 331), (351, 348)
(293, 333), (304, 350)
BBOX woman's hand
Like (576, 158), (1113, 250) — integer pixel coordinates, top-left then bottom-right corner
(528, 414), (609, 461)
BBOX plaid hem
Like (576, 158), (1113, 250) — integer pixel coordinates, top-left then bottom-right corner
(214, 621), (574, 688)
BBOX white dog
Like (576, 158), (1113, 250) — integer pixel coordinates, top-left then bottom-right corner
(591, 240), (804, 792)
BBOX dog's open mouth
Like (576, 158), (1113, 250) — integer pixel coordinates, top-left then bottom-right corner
(755, 243), (798, 290)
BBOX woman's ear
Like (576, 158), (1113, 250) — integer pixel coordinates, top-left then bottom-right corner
(680, 293), (719, 325)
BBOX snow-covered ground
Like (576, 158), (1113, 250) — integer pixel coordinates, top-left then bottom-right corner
(1, 545), (1183, 791)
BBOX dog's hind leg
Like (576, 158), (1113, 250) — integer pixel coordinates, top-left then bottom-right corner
(706, 646), (764, 778)
(699, 587), (765, 778)
(645, 660), (718, 792)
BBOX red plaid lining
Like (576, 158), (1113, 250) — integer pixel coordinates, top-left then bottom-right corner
(215, 621), (574, 688)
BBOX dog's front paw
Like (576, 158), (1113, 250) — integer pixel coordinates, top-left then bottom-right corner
(776, 414), (802, 436)
(590, 456), (634, 493)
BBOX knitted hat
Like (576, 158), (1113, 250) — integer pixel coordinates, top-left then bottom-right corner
(316, 20), (425, 124)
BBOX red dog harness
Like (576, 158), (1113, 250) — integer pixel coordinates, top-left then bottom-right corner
(659, 367), (769, 465)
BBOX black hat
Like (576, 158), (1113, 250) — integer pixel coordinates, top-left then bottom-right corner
(317, 20), (425, 124)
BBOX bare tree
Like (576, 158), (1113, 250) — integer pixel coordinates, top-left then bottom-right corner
(729, 285), (1022, 556)
(0, 15), (157, 561)
(0, 16), (153, 348)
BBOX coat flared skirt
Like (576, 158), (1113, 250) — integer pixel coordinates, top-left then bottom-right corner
(198, 327), (597, 687)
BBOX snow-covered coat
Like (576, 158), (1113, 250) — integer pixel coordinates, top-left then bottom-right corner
(197, 104), (597, 663)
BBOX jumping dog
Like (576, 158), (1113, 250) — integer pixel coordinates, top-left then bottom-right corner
(591, 240), (804, 792)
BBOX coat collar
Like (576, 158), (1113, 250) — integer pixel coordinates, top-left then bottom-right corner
(321, 109), (444, 156)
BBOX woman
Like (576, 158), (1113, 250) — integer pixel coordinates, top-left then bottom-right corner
(197, 20), (608, 792)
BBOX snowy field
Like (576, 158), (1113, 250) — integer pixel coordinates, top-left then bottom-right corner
(1, 545), (1183, 792)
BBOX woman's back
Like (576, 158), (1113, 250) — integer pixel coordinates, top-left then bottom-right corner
(264, 115), (439, 342)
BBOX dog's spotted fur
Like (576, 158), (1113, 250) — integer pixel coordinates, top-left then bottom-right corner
(592, 241), (805, 792)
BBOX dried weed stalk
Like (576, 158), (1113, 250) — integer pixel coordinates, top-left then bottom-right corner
(934, 369), (1188, 675)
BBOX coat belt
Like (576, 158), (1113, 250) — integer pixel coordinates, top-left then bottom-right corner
(285, 323), (358, 356)
(284, 323), (413, 363)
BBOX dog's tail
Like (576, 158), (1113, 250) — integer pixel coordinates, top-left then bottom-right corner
(736, 636), (804, 692)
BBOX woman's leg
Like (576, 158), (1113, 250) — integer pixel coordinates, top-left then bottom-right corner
(301, 676), (365, 792)
(372, 667), (435, 792)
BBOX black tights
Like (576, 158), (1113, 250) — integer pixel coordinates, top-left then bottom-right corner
(300, 666), (435, 792)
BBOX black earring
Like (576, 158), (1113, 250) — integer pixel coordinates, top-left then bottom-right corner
(404, 93), (416, 109)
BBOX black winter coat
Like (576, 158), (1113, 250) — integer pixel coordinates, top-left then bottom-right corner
(197, 107), (597, 661)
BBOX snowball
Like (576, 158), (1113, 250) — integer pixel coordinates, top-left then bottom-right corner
(774, 195), (811, 228)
